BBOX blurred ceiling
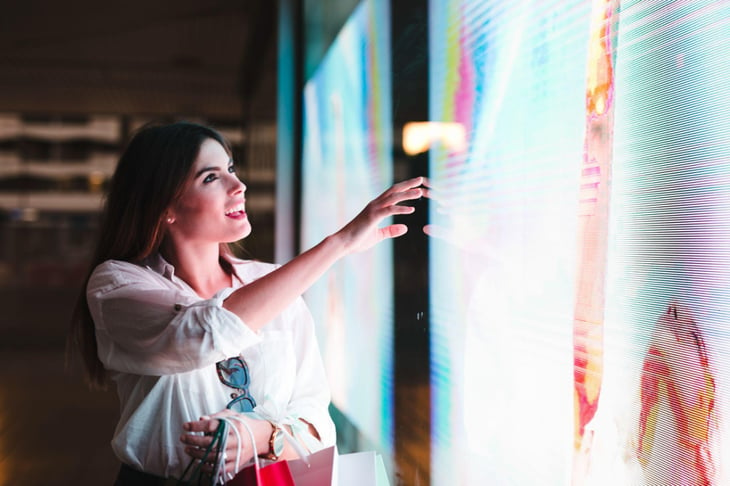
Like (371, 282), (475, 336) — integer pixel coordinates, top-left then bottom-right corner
(0, 0), (277, 121)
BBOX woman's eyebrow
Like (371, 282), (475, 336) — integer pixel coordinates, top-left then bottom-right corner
(194, 159), (234, 178)
(194, 166), (220, 178)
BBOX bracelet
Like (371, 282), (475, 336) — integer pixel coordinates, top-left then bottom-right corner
(260, 422), (284, 461)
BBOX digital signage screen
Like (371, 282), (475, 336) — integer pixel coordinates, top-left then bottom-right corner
(301, 0), (395, 458)
(428, 0), (730, 484)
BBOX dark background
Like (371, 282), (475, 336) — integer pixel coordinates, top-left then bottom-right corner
(0, 2), (278, 484)
(0, 1), (432, 485)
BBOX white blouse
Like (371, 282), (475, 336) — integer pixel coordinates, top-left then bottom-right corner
(87, 254), (336, 478)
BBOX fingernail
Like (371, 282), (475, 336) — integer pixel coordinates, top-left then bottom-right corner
(183, 423), (191, 431)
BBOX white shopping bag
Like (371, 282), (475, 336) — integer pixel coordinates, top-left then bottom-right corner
(287, 445), (338, 486)
(338, 450), (390, 486)
(288, 445), (390, 486)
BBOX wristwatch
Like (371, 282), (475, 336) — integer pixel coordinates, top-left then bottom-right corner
(261, 422), (284, 461)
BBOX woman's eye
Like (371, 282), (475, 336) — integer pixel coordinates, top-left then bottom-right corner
(203, 173), (217, 183)
(228, 165), (236, 174)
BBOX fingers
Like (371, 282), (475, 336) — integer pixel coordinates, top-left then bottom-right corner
(385, 187), (424, 206)
(181, 418), (252, 475)
(181, 432), (214, 449)
(359, 177), (429, 220)
(181, 415), (224, 463)
(362, 200), (415, 230)
(183, 443), (215, 462)
(365, 178), (429, 241)
(183, 416), (219, 434)
(184, 434), (246, 459)
(381, 176), (431, 200)
(384, 176), (425, 194)
(380, 224), (408, 240)
(181, 425), (220, 465)
(337, 177), (429, 252)
(388, 203), (416, 216)
(181, 409), (237, 435)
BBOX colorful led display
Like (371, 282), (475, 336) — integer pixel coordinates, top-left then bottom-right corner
(301, 0), (395, 457)
(428, 0), (730, 484)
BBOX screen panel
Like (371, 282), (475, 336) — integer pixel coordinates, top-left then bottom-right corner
(301, 0), (394, 455)
(599, 1), (730, 484)
(428, 0), (730, 484)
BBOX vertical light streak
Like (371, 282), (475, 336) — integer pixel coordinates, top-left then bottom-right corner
(572, 0), (619, 481)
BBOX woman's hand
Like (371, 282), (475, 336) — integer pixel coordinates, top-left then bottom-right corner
(334, 176), (429, 254)
(180, 409), (271, 476)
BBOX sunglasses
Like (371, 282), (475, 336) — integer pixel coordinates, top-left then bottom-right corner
(216, 356), (256, 412)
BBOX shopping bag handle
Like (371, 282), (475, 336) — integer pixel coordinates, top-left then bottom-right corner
(224, 415), (311, 466)
(177, 418), (229, 485)
(220, 416), (263, 484)
(276, 421), (311, 465)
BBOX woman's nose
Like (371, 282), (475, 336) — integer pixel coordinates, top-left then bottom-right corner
(230, 176), (246, 195)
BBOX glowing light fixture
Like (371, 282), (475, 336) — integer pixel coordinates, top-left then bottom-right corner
(402, 121), (466, 155)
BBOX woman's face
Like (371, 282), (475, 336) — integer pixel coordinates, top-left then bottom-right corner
(166, 138), (251, 245)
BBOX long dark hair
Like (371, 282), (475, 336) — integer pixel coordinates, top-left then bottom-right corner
(68, 121), (234, 388)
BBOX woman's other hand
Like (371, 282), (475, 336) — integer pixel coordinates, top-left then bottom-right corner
(180, 409), (271, 476)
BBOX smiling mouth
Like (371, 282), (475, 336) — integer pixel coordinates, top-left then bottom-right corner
(225, 202), (246, 217)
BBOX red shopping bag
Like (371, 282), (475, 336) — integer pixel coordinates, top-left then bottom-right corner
(229, 443), (336, 485)
(227, 459), (295, 486)
(218, 416), (295, 486)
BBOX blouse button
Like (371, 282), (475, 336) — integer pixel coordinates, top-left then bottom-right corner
(174, 304), (182, 311)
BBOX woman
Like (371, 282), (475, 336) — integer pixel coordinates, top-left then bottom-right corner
(68, 121), (426, 484)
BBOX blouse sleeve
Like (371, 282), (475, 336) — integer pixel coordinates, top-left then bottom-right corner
(87, 260), (261, 376)
(279, 297), (337, 449)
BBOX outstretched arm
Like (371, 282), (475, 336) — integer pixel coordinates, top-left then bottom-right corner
(223, 177), (427, 331)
